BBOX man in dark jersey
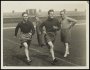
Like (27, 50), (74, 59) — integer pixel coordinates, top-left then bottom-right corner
(60, 10), (77, 57)
(14, 12), (35, 64)
(39, 9), (60, 64)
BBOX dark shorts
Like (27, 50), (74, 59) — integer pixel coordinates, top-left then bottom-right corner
(19, 33), (32, 43)
(61, 29), (71, 43)
(45, 32), (56, 43)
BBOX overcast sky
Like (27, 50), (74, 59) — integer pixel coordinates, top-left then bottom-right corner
(1, 1), (87, 12)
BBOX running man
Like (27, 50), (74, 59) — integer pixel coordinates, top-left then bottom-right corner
(14, 12), (35, 64)
(39, 9), (60, 64)
(60, 10), (77, 57)
(35, 16), (45, 47)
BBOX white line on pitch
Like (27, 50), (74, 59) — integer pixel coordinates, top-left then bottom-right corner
(3, 27), (15, 29)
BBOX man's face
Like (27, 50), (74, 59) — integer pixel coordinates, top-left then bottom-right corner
(60, 11), (65, 19)
(23, 14), (28, 21)
(35, 16), (39, 21)
(48, 11), (54, 19)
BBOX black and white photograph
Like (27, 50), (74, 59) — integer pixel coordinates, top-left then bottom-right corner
(1, 1), (89, 69)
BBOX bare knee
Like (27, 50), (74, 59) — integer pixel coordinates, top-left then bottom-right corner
(23, 42), (28, 49)
(48, 41), (54, 49)
(65, 43), (68, 46)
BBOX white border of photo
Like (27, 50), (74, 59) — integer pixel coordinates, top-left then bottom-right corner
(1, 1), (89, 69)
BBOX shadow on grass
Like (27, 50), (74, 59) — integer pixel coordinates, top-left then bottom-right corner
(13, 54), (31, 65)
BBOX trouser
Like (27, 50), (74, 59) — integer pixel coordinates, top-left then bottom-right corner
(37, 33), (46, 46)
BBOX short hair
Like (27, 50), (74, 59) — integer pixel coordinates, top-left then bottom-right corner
(48, 9), (54, 14)
(22, 12), (28, 16)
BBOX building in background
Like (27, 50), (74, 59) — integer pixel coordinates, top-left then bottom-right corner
(39, 9), (42, 13)
(26, 9), (37, 17)
(12, 10), (15, 14)
(75, 8), (78, 12)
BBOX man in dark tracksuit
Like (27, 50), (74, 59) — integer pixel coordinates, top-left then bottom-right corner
(35, 16), (45, 47)
(39, 9), (60, 64)
(15, 12), (35, 65)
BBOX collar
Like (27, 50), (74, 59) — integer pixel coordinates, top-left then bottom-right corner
(22, 20), (28, 23)
(48, 17), (54, 21)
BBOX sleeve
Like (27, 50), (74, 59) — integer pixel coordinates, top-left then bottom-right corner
(30, 22), (35, 35)
(53, 19), (61, 31)
(36, 21), (42, 34)
(67, 17), (77, 23)
(56, 19), (61, 31)
(15, 23), (20, 36)
(39, 22), (45, 33)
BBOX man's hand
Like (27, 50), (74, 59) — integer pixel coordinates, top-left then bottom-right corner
(29, 33), (32, 35)
(43, 31), (46, 34)
(69, 22), (76, 30)
(53, 26), (58, 30)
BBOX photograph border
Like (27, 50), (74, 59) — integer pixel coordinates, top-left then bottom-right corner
(1, 1), (89, 69)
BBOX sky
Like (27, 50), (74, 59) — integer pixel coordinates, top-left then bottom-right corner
(1, 1), (87, 12)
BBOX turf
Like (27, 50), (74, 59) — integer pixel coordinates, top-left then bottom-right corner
(3, 22), (86, 66)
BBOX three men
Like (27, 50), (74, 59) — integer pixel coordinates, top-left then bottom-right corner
(39, 9), (60, 64)
(14, 10), (77, 65)
(15, 12), (35, 64)
(60, 10), (77, 57)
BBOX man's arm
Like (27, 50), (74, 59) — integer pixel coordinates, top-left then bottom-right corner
(30, 22), (35, 35)
(67, 17), (77, 29)
(36, 21), (42, 34)
(39, 22), (45, 33)
(56, 19), (61, 31)
(15, 23), (20, 37)
(53, 19), (61, 31)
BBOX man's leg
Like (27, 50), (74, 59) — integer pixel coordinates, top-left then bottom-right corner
(27, 40), (31, 49)
(61, 29), (70, 57)
(64, 42), (69, 57)
(20, 42), (23, 48)
(47, 41), (58, 65)
(40, 33), (46, 47)
(37, 33), (41, 46)
(47, 41), (55, 60)
(23, 42), (31, 62)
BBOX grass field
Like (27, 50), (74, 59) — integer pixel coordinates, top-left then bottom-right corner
(3, 20), (86, 66)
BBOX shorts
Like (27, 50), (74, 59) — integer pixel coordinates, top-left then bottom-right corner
(19, 33), (32, 43)
(45, 32), (56, 43)
(61, 29), (71, 43)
